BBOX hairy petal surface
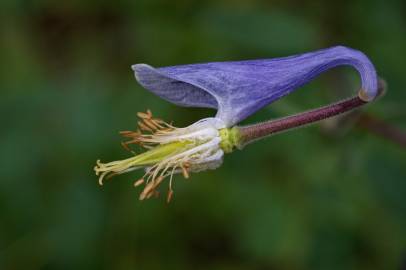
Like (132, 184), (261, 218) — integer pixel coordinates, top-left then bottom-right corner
(132, 46), (378, 127)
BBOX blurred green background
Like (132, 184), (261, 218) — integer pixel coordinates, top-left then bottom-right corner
(1, 0), (405, 269)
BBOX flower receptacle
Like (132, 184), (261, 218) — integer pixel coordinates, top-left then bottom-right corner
(219, 127), (242, 153)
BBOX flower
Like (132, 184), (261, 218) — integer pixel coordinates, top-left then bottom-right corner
(94, 46), (379, 202)
(95, 110), (240, 202)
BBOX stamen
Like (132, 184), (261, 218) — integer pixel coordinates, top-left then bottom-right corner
(169, 165), (177, 191)
(181, 164), (189, 179)
(139, 180), (155, 200)
(167, 189), (174, 203)
(146, 191), (155, 199)
(151, 119), (166, 129)
(134, 178), (145, 187)
(152, 176), (165, 189)
(121, 141), (131, 152)
(138, 121), (153, 132)
(119, 130), (135, 135)
(137, 112), (151, 119)
(143, 118), (159, 131)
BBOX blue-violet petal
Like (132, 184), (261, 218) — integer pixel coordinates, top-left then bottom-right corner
(132, 46), (378, 127)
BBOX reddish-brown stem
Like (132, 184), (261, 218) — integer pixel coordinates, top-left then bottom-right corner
(238, 95), (367, 147)
(357, 114), (406, 148)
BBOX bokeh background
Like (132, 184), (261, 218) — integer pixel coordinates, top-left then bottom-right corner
(1, 0), (405, 269)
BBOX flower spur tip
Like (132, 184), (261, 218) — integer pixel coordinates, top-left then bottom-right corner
(358, 88), (373, 102)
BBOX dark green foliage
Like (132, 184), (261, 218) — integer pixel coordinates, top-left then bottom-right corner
(0, 1), (405, 269)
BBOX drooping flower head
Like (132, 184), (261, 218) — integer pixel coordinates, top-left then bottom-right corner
(94, 46), (379, 202)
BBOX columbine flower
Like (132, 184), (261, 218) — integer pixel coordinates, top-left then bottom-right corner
(94, 46), (380, 202)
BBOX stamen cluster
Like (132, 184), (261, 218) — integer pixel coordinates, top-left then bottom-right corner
(94, 110), (225, 203)
(120, 110), (175, 150)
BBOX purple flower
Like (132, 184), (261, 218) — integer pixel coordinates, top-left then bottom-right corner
(95, 46), (379, 202)
(132, 46), (378, 127)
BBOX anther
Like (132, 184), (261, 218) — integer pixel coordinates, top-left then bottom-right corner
(152, 176), (165, 189)
(146, 191), (155, 199)
(134, 178), (145, 187)
(138, 121), (153, 132)
(137, 112), (151, 119)
(121, 141), (131, 151)
(166, 189), (174, 203)
(143, 119), (158, 130)
(181, 165), (189, 179)
(139, 181), (155, 200)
